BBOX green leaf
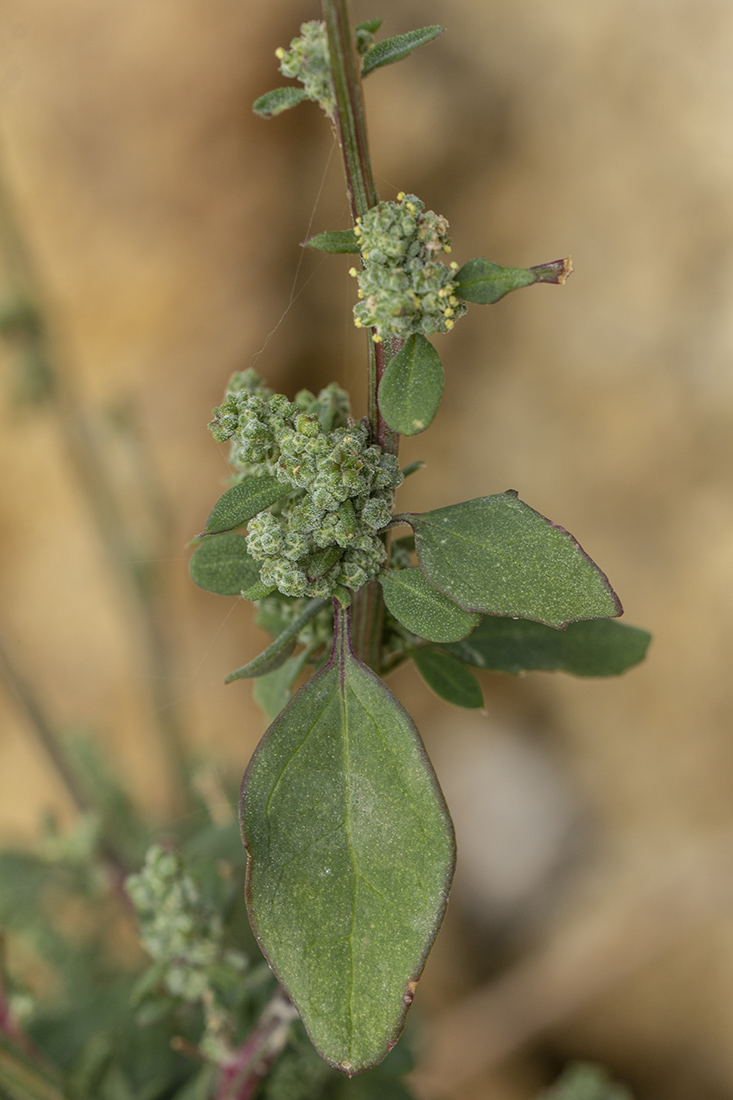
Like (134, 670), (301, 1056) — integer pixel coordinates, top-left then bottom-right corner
(226, 599), (327, 683)
(242, 579), (277, 600)
(398, 491), (621, 628)
(189, 533), (261, 596)
(253, 651), (311, 721)
(411, 647), (483, 709)
(362, 26), (444, 78)
(377, 335), (444, 436)
(379, 568), (479, 642)
(253, 87), (308, 118)
(240, 606), (455, 1073)
(443, 616), (651, 677)
(201, 475), (288, 536)
(453, 256), (572, 305)
(303, 230), (360, 254)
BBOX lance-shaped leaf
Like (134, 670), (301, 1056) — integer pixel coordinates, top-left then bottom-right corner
(397, 491), (621, 629)
(443, 615), (651, 677)
(240, 606), (455, 1073)
(454, 257), (573, 305)
(253, 87), (308, 118)
(412, 647), (483, 709)
(200, 475), (289, 537)
(379, 567), (479, 643)
(303, 230), (360, 254)
(362, 26), (444, 78)
(377, 334), (444, 436)
(226, 598), (327, 683)
(189, 533), (261, 596)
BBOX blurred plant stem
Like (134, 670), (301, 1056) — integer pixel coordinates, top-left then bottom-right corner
(0, 156), (191, 817)
(216, 990), (299, 1100)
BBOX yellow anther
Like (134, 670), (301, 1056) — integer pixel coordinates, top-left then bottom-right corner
(353, 225), (362, 236)
(362, 251), (369, 259)
(445, 319), (454, 330)
(443, 245), (452, 253)
(348, 267), (358, 278)
(444, 307), (455, 318)
(438, 286), (450, 298)
(275, 47), (286, 59)
(357, 289), (364, 298)
(406, 202), (417, 215)
(449, 295), (459, 306)
(396, 191), (406, 201)
(449, 261), (459, 270)
(372, 333), (382, 343)
(354, 318), (363, 328)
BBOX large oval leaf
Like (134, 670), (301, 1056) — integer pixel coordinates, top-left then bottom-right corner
(399, 491), (621, 628)
(189, 533), (261, 596)
(200, 475), (289, 537)
(379, 567), (479, 642)
(443, 615), (651, 677)
(377, 335), (444, 437)
(240, 607), (455, 1073)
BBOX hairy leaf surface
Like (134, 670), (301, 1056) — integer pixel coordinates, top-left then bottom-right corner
(201, 475), (288, 536)
(411, 647), (483, 709)
(240, 607), (455, 1073)
(362, 26), (444, 77)
(189, 533), (261, 596)
(399, 491), (621, 628)
(377, 335), (444, 436)
(444, 615), (650, 677)
(253, 87), (308, 117)
(379, 567), (479, 642)
(304, 230), (360, 254)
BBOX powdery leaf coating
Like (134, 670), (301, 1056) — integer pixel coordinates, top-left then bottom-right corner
(379, 567), (479, 643)
(401, 491), (622, 628)
(377, 334), (444, 436)
(240, 608), (455, 1073)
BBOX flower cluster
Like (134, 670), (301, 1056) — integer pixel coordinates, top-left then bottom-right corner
(351, 192), (467, 342)
(126, 845), (247, 1003)
(209, 373), (403, 600)
(275, 21), (335, 117)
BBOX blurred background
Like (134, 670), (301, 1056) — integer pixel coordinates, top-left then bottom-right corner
(1, 0), (733, 1097)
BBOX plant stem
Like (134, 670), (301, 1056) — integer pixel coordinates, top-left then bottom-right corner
(322, 0), (397, 667)
(216, 990), (298, 1100)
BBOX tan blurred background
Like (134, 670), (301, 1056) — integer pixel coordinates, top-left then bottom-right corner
(2, 0), (733, 1097)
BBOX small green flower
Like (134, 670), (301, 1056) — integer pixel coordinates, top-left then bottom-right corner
(276, 21), (335, 117)
(351, 192), (467, 341)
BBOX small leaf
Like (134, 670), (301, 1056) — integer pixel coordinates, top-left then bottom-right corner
(362, 26), (444, 78)
(201, 475), (288, 537)
(444, 615), (651, 677)
(226, 598), (327, 683)
(241, 606), (455, 1073)
(454, 256), (573, 305)
(189, 533), (261, 596)
(253, 651), (311, 721)
(241, 579), (276, 600)
(253, 87), (308, 118)
(412, 647), (484, 709)
(303, 229), (360, 254)
(378, 334), (444, 436)
(399, 491), (621, 628)
(379, 568), (479, 642)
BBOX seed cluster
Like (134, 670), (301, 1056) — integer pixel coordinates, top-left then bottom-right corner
(351, 192), (467, 342)
(209, 372), (402, 600)
(275, 21), (335, 117)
